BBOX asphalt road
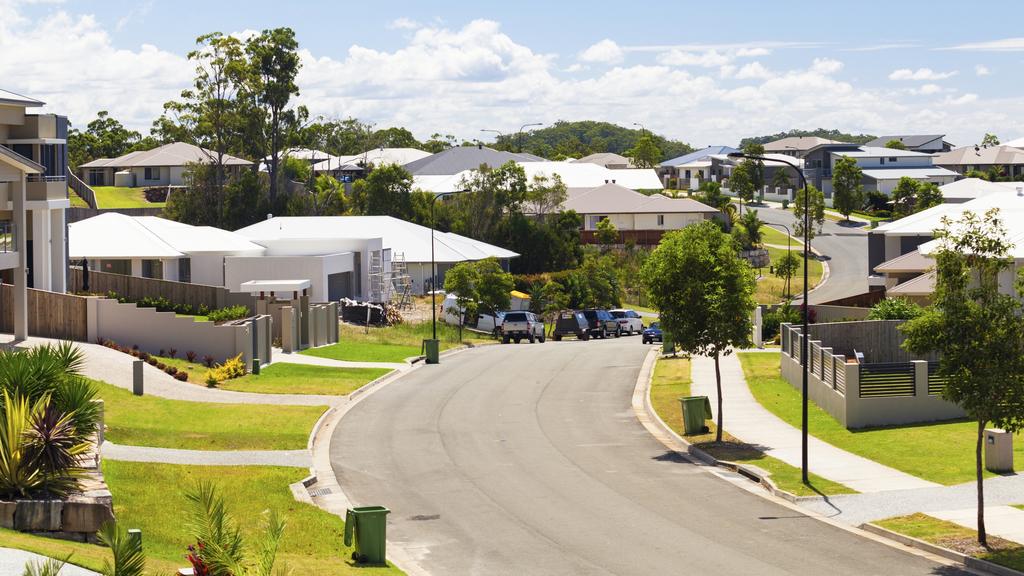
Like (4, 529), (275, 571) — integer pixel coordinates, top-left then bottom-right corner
(331, 338), (963, 576)
(752, 205), (869, 304)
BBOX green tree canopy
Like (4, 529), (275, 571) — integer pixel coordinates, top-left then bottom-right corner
(595, 217), (619, 248)
(351, 164), (414, 219)
(884, 139), (907, 150)
(739, 128), (876, 147)
(728, 162), (756, 209)
(792, 184), (825, 241)
(640, 221), (756, 441)
(626, 133), (663, 169)
(981, 133), (1000, 148)
(891, 177), (920, 218)
(831, 156), (865, 220)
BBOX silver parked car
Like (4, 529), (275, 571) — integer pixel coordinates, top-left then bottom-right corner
(501, 311), (546, 344)
(609, 309), (645, 335)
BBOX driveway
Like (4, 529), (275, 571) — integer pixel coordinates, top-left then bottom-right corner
(752, 205), (868, 304)
(330, 338), (961, 575)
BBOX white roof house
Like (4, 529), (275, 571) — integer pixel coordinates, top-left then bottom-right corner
(412, 161), (663, 194)
(338, 147), (431, 167)
(936, 178), (1022, 203)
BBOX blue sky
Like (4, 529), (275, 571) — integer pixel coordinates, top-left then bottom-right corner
(5, 0), (1024, 147)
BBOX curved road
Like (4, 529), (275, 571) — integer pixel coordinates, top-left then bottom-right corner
(753, 205), (868, 304)
(331, 339), (959, 575)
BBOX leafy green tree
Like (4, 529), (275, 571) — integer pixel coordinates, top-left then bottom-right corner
(831, 156), (864, 220)
(697, 181), (728, 210)
(473, 258), (513, 317)
(422, 133), (458, 153)
(792, 184), (825, 241)
(641, 222), (756, 441)
(728, 162), (755, 213)
(773, 251), (800, 297)
(526, 174), (567, 222)
(292, 174), (345, 216)
(579, 253), (621, 308)
(771, 167), (792, 195)
(246, 27), (302, 205)
(867, 297), (924, 320)
(67, 111), (145, 169)
(737, 210), (763, 248)
(539, 280), (570, 331)
(371, 126), (420, 149)
(501, 120), (693, 161)
(891, 177), (921, 218)
(741, 142), (766, 196)
(443, 262), (479, 341)
(884, 139), (907, 150)
(901, 208), (1024, 547)
(351, 164), (414, 219)
(739, 128), (876, 147)
(451, 161), (528, 242)
(626, 133), (662, 169)
(917, 182), (943, 211)
(981, 133), (1000, 148)
(595, 217), (618, 249)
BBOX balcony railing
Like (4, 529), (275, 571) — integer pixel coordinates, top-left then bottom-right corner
(26, 174), (67, 183)
(0, 221), (15, 253)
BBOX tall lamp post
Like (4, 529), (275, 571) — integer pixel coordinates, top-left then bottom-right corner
(765, 222), (793, 297)
(480, 129), (505, 148)
(425, 190), (468, 364)
(729, 151), (810, 484)
(517, 123), (542, 153)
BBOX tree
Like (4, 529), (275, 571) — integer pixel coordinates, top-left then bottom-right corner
(451, 161), (528, 242)
(741, 142), (766, 197)
(297, 174), (345, 216)
(697, 181), (728, 210)
(728, 162), (755, 213)
(422, 133), (458, 153)
(372, 126), (420, 149)
(351, 164), (414, 219)
(473, 258), (513, 317)
(792, 184), (825, 241)
(773, 251), (800, 298)
(739, 128), (876, 147)
(443, 262), (479, 341)
(867, 297), (924, 320)
(891, 177), (921, 218)
(917, 182), (943, 211)
(67, 111), (145, 169)
(884, 139), (907, 150)
(736, 210), (763, 249)
(246, 27), (302, 206)
(502, 120), (693, 161)
(595, 217), (618, 249)
(981, 133), (1000, 148)
(641, 222), (756, 441)
(771, 167), (792, 195)
(831, 156), (864, 220)
(526, 174), (567, 222)
(539, 280), (570, 330)
(626, 133), (662, 169)
(901, 208), (1024, 547)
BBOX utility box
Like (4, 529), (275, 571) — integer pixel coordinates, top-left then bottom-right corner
(985, 428), (1014, 473)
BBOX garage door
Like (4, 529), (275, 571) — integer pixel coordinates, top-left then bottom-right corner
(327, 272), (352, 301)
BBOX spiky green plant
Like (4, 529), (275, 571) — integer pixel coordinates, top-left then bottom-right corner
(98, 521), (146, 576)
(21, 556), (69, 576)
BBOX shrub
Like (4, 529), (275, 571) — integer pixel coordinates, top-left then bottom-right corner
(207, 305), (252, 323)
(130, 350), (140, 358)
(147, 357), (158, 366)
(762, 303), (802, 341)
(175, 371), (188, 382)
(209, 354), (246, 382)
(186, 351), (197, 363)
(204, 371), (219, 387)
(867, 297), (924, 320)
(202, 355), (216, 368)
(156, 362), (166, 370)
(158, 349), (165, 357)
(168, 348), (177, 359)
(165, 366), (178, 376)
(782, 199), (789, 209)
(139, 352), (150, 361)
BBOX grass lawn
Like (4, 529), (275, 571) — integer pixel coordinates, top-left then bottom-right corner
(0, 462), (403, 574)
(176, 313), (211, 323)
(759, 225), (803, 247)
(155, 355), (212, 384)
(92, 186), (166, 209)
(875, 513), (1024, 571)
(738, 352), (1024, 485)
(303, 321), (491, 363)
(219, 362), (392, 395)
(754, 245), (824, 304)
(67, 186), (90, 208)
(649, 355), (853, 496)
(94, 379), (324, 450)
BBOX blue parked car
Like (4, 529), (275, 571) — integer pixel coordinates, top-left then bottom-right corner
(642, 322), (663, 344)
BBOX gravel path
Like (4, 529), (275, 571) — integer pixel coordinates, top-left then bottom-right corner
(0, 548), (100, 576)
(101, 441), (311, 468)
(799, 473), (1024, 526)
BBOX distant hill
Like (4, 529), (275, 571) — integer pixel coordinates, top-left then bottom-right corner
(495, 120), (694, 162)
(740, 128), (877, 148)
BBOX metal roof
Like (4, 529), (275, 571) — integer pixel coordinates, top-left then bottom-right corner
(572, 152), (634, 168)
(833, 146), (934, 158)
(562, 183), (718, 215)
(874, 250), (933, 274)
(403, 146), (542, 175)
(864, 135), (945, 149)
(860, 167), (959, 180)
(886, 271), (935, 297)
(933, 145), (1024, 166)
(763, 136), (845, 152)
(78, 142), (252, 169)
(660, 146), (737, 167)
(0, 88), (43, 107)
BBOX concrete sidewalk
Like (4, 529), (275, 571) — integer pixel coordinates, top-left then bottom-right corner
(101, 441), (311, 468)
(270, 348), (407, 371)
(690, 353), (939, 493)
(931, 506), (1024, 546)
(0, 548), (99, 576)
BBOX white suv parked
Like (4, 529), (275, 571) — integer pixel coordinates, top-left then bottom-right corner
(609, 309), (645, 335)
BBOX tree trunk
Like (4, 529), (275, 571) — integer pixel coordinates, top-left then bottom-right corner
(976, 417), (987, 547)
(268, 109), (279, 205)
(714, 352), (723, 443)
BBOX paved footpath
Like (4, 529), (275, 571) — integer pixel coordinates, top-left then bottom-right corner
(0, 548), (99, 576)
(101, 440), (311, 468)
(270, 348), (407, 370)
(690, 353), (938, 493)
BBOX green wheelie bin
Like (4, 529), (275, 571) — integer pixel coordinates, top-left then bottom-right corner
(344, 506), (390, 565)
(423, 338), (440, 364)
(679, 396), (712, 435)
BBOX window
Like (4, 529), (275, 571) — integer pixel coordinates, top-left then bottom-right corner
(888, 157), (898, 163)
(879, 158), (885, 165)
(657, 214), (665, 226)
(178, 258), (191, 283)
(589, 215), (608, 229)
(144, 167), (159, 180)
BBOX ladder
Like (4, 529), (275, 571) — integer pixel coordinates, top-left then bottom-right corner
(368, 250), (386, 303)
(390, 252), (413, 310)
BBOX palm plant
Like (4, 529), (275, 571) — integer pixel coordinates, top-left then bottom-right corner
(185, 481), (288, 576)
(738, 210), (764, 247)
(98, 521), (147, 576)
(21, 556), (69, 576)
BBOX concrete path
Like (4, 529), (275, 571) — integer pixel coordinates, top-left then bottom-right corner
(9, 336), (343, 407)
(690, 353), (939, 493)
(0, 548), (99, 576)
(270, 348), (407, 371)
(932, 505), (1024, 545)
(101, 440), (311, 468)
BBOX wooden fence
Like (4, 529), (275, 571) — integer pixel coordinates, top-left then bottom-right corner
(70, 268), (234, 312)
(0, 284), (88, 341)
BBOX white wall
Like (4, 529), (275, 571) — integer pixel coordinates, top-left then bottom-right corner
(190, 254), (226, 286)
(633, 212), (702, 230)
(224, 252), (355, 302)
(169, 166), (187, 186)
(129, 166), (168, 187)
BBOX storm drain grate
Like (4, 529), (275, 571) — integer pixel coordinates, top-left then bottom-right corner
(308, 487), (333, 497)
(409, 514), (441, 521)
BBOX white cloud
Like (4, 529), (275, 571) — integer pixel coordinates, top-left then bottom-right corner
(658, 49), (731, 67)
(736, 47), (770, 57)
(942, 38), (1024, 52)
(579, 39), (623, 64)
(888, 67), (958, 81)
(975, 64), (991, 76)
(944, 93), (979, 106)
(917, 84), (943, 95)
(733, 62), (773, 80)
(388, 17), (421, 30)
(810, 58), (843, 75)
(842, 43), (919, 52)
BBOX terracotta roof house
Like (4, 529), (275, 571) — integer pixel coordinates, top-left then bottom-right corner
(78, 142), (252, 188)
(562, 183), (718, 245)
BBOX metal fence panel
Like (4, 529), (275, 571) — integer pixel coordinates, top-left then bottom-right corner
(859, 362), (916, 398)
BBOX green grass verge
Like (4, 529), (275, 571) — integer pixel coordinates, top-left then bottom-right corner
(219, 363), (392, 395)
(0, 527), (130, 573)
(649, 356), (854, 496)
(738, 352), (1024, 485)
(154, 355), (208, 384)
(304, 322), (491, 363)
(92, 186), (166, 209)
(758, 225), (802, 247)
(876, 513), (1024, 571)
(67, 186), (90, 208)
(1015, 504), (1024, 511)
(95, 379), (325, 450)
(755, 245), (824, 304)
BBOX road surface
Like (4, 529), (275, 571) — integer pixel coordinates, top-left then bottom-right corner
(753, 204), (869, 304)
(330, 338), (962, 575)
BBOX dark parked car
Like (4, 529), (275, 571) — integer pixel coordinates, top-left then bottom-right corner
(642, 322), (663, 344)
(580, 309), (620, 338)
(552, 311), (590, 341)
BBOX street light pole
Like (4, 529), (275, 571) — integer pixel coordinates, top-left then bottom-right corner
(764, 222), (793, 297)
(480, 129), (505, 149)
(517, 123), (542, 153)
(729, 152), (810, 485)
(426, 190), (467, 363)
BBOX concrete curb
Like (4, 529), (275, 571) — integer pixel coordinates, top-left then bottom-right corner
(631, 350), (962, 570)
(861, 523), (1024, 576)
